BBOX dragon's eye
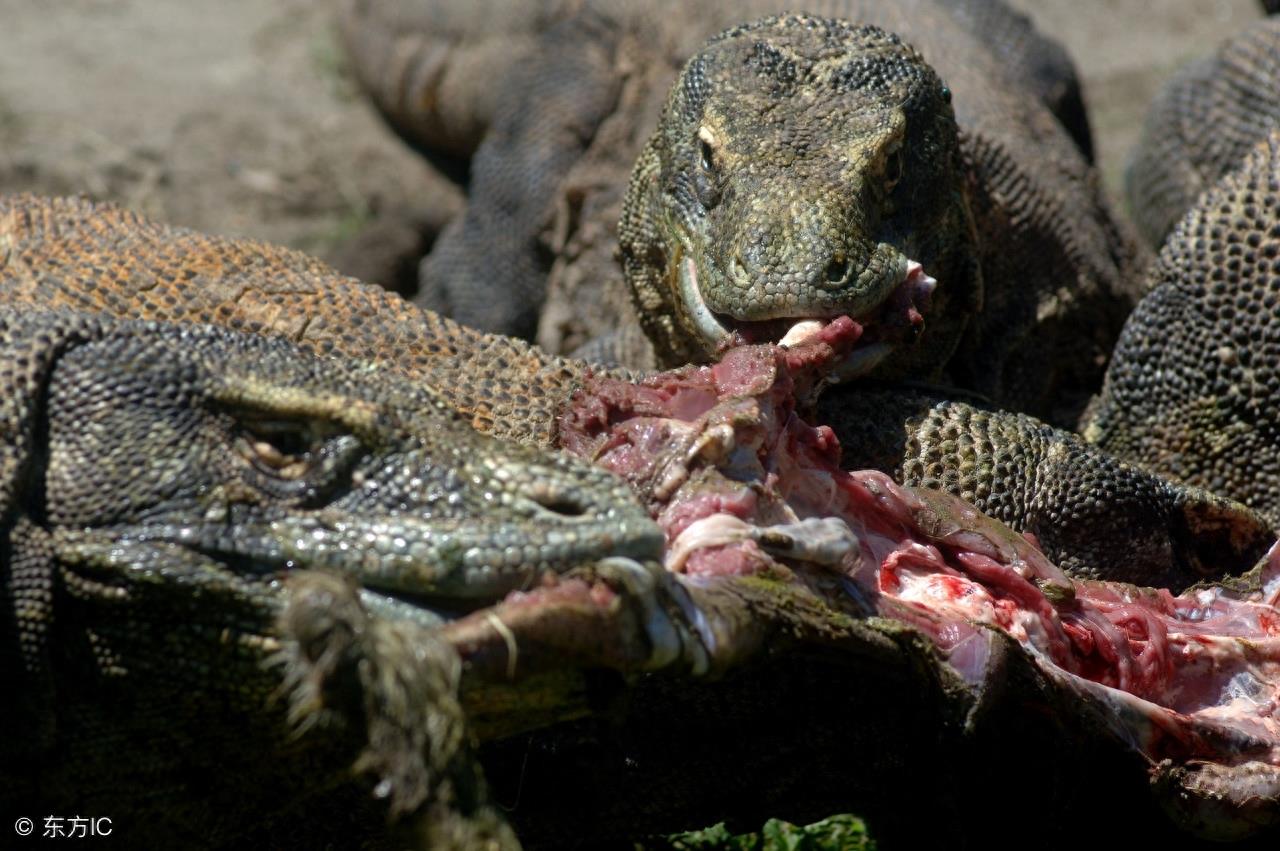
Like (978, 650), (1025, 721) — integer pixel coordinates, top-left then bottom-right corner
(697, 125), (719, 175)
(236, 418), (322, 478)
(699, 138), (715, 173)
(884, 144), (904, 192)
(694, 126), (721, 210)
(232, 412), (365, 500)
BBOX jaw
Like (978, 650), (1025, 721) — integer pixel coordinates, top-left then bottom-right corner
(54, 507), (666, 640)
(671, 236), (937, 381)
(79, 501), (664, 605)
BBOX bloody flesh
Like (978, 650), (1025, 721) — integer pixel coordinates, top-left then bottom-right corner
(558, 317), (1280, 790)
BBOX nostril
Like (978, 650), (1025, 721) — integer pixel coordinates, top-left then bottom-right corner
(824, 255), (852, 286)
(529, 489), (589, 518)
(730, 255), (748, 280)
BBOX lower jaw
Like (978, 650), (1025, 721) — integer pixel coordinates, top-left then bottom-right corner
(675, 253), (933, 380)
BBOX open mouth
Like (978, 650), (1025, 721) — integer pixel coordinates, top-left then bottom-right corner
(677, 252), (936, 380)
(553, 325), (1280, 837)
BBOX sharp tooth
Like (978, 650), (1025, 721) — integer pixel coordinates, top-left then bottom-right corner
(678, 256), (733, 346)
(906, 258), (937, 297)
(779, 319), (825, 348)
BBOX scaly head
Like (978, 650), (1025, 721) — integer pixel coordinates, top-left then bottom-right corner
(3, 309), (662, 694)
(52, 317), (655, 593)
(5, 309), (660, 839)
(621, 14), (979, 377)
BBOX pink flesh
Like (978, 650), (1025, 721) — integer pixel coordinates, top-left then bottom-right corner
(558, 319), (1280, 776)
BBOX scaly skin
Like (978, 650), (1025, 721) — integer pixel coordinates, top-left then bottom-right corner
(1125, 18), (1280, 248)
(0, 193), (1260, 591)
(941, 0), (1093, 161)
(619, 12), (1146, 427)
(1, 195), (1275, 847)
(338, 1), (1115, 421)
(821, 385), (1273, 589)
(1086, 130), (1280, 525)
(0, 307), (662, 847)
(620, 16), (974, 375)
(338, 0), (1091, 171)
(0, 193), (592, 447)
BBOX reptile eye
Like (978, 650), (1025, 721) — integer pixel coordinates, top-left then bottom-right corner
(693, 128), (721, 210)
(233, 413), (365, 501)
(244, 437), (306, 479)
(235, 418), (320, 478)
(884, 144), (904, 193)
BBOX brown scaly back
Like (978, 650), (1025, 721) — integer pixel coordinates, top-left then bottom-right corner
(0, 193), (600, 447)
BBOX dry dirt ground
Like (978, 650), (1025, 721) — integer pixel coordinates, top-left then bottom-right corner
(0, 0), (1264, 292)
(0, 0), (462, 291)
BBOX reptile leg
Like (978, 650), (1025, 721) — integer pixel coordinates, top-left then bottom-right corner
(822, 385), (1275, 590)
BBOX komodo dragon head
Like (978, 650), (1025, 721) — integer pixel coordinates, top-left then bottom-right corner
(0, 308), (659, 842)
(620, 14), (978, 379)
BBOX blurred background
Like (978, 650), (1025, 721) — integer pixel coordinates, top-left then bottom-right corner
(0, 0), (1261, 290)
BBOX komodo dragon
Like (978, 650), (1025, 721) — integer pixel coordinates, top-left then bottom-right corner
(0, 306), (668, 847)
(340, 2), (1144, 428)
(1, 195), (1278, 846)
(0, 191), (1269, 602)
(1125, 17), (1280, 248)
(1, 291), (1276, 849)
(341, 10), (1252, 583)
